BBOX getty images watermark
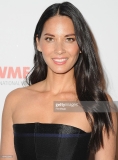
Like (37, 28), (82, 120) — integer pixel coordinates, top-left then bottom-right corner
(54, 101), (118, 112)
(0, 155), (13, 158)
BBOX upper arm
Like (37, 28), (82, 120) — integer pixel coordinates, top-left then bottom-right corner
(95, 94), (117, 160)
(0, 91), (18, 160)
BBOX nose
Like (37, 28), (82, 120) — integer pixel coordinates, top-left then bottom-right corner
(54, 41), (66, 55)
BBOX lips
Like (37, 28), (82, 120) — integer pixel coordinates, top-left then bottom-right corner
(52, 58), (68, 64)
(52, 58), (68, 62)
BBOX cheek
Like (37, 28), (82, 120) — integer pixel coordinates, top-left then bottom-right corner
(67, 44), (79, 56)
(41, 44), (52, 63)
(40, 43), (53, 55)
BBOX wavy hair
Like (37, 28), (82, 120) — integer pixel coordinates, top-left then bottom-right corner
(26, 1), (114, 153)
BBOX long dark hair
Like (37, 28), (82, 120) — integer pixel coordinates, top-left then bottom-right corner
(26, 2), (114, 153)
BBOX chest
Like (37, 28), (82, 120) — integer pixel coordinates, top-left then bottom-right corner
(12, 92), (91, 132)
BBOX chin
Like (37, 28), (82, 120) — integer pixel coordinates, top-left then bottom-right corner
(48, 65), (74, 74)
(52, 68), (72, 74)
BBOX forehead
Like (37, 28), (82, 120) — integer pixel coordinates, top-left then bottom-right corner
(42, 15), (75, 35)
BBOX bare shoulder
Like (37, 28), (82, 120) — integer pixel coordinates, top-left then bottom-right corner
(5, 81), (44, 102)
(3, 86), (36, 112)
(4, 87), (29, 106)
(4, 81), (45, 112)
(4, 88), (24, 107)
(5, 87), (26, 99)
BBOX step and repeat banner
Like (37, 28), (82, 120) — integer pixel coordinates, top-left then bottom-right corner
(0, 0), (118, 157)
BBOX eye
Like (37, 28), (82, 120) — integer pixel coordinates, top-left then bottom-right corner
(45, 37), (54, 42)
(66, 38), (75, 42)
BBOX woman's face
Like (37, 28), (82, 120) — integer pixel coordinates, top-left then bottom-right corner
(36, 15), (80, 74)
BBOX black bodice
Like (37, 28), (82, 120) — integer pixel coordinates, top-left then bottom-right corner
(13, 122), (91, 160)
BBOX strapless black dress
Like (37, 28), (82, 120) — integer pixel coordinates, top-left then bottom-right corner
(13, 122), (91, 160)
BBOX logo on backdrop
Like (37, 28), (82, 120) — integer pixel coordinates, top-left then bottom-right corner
(0, 66), (30, 86)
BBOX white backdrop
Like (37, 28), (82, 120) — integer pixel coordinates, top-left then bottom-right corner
(0, 0), (118, 136)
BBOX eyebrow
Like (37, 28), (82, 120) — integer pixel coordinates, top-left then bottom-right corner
(65, 34), (75, 37)
(44, 33), (55, 37)
(44, 33), (75, 37)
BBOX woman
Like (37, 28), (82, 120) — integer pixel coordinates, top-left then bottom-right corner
(0, 2), (117, 160)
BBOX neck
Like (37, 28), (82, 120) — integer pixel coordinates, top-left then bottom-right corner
(44, 68), (76, 95)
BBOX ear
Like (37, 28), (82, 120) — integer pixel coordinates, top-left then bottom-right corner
(36, 37), (42, 52)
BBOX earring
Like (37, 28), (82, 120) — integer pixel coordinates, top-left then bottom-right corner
(37, 49), (42, 53)
(79, 50), (82, 53)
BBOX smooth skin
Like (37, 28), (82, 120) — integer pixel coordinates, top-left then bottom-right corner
(0, 15), (117, 160)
